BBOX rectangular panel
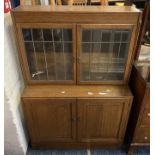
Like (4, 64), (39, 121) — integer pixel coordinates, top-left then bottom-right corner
(78, 26), (132, 83)
(23, 98), (76, 143)
(20, 25), (75, 83)
(77, 99), (128, 143)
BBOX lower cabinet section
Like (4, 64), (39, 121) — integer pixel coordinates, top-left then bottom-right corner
(22, 97), (132, 148)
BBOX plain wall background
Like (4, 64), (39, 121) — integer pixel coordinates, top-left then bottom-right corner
(4, 12), (28, 155)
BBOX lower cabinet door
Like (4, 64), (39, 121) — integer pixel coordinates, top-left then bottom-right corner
(77, 98), (132, 145)
(23, 98), (76, 144)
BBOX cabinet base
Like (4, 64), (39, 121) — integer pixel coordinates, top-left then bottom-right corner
(31, 142), (122, 149)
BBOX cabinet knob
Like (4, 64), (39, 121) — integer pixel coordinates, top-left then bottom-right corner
(147, 113), (150, 116)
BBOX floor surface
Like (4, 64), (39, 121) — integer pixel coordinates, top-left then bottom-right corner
(27, 147), (150, 155)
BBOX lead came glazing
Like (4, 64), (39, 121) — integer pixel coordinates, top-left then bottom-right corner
(22, 28), (73, 81)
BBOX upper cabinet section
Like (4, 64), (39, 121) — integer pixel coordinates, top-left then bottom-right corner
(11, 6), (141, 85)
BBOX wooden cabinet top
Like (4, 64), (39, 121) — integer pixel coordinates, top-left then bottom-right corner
(22, 85), (132, 98)
(12, 6), (140, 13)
(11, 6), (141, 24)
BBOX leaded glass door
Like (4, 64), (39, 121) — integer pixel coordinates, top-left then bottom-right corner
(77, 24), (135, 84)
(17, 24), (76, 84)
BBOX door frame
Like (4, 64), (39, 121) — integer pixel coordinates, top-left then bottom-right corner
(76, 24), (137, 85)
(16, 23), (77, 84)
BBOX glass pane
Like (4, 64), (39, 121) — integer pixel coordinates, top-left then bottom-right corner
(66, 65), (73, 80)
(82, 30), (91, 42)
(102, 30), (111, 42)
(34, 42), (47, 80)
(24, 42), (38, 80)
(92, 43), (101, 53)
(122, 31), (130, 42)
(80, 63), (90, 81)
(80, 28), (131, 82)
(53, 29), (62, 41)
(44, 42), (53, 52)
(82, 43), (91, 53)
(107, 73), (124, 80)
(55, 42), (63, 52)
(65, 54), (73, 80)
(63, 29), (72, 41)
(32, 29), (43, 41)
(22, 29), (32, 41)
(101, 43), (110, 53)
(43, 29), (53, 41)
(64, 43), (72, 53)
(34, 42), (44, 52)
(56, 53), (65, 80)
(44, 42), (56, 80)
(92, 30), (102, 42)
(119, 43), (129, 58)
(114, 31), (122, 42)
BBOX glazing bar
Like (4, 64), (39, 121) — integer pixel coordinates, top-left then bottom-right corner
(31, 29), (40, 80)
(51, 29), (57, 80)
(41, 29), (49, 80)
(62, 29), (67, 80)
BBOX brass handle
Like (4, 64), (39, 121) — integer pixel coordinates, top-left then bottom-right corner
(32, 71), (45, 78)
(147, 113), (150, 117)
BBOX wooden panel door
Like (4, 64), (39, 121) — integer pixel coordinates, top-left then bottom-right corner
(17, 23), (76, 84)
(77, 98), (132, 145)
(77, 24), (137, 84)
(23, 98), (76, 145)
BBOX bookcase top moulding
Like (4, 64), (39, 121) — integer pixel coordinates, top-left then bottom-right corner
(11, 6), (141, 24)
(12, 5), (140, 13)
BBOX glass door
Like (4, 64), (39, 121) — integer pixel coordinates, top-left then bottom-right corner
(17, 24), (76, 84)
(77, 24), (134, 84)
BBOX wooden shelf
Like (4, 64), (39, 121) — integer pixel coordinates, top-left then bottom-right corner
(22, 85), (132, 98)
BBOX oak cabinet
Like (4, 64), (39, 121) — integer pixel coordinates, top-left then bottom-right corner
(11, 5), (140, 149)
(22, 85), (133, 148)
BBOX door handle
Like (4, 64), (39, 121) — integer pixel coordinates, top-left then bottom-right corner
(32, 71), (45, 78)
